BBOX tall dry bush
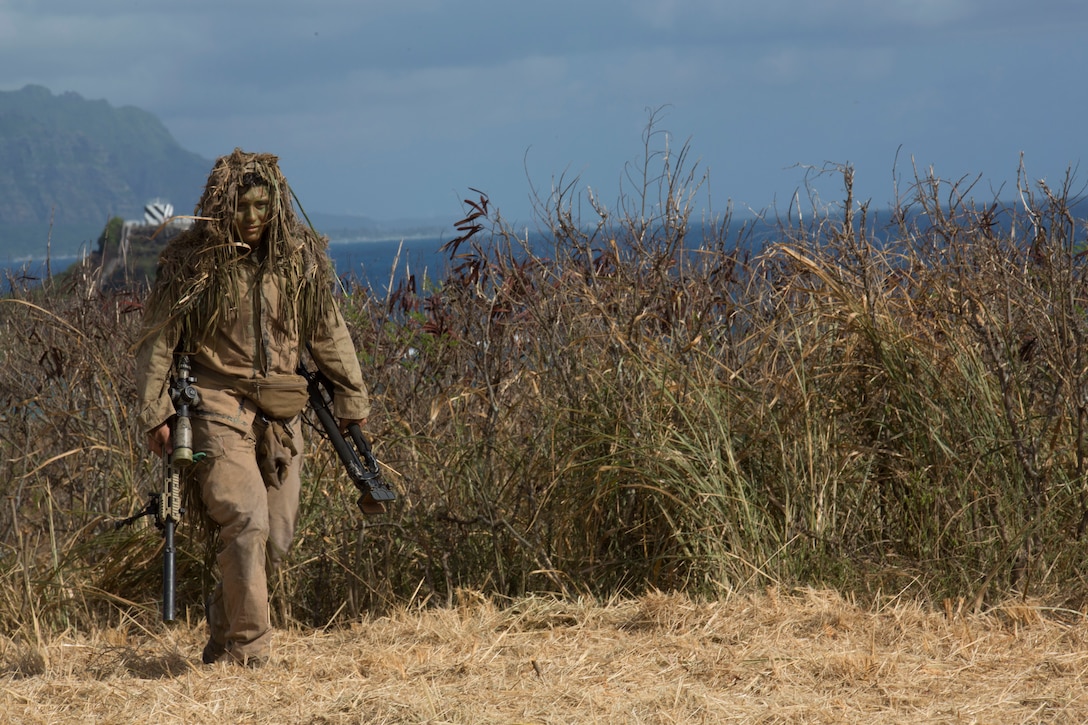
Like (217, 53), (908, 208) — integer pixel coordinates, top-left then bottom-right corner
(664, 161), (1088, 606)
(326, 135), (1088, 613)
(314, 119), (766, 608)
(0, 267), (178, 637)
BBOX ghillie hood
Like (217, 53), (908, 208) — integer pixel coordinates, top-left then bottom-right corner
(142, 148), (336, 350)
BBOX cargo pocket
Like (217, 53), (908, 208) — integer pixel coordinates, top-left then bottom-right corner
(185, 421), (232, 529)
(255, 418), (299, 490)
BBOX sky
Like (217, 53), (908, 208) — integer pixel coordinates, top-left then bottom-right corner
(2, 0), (1087, 229)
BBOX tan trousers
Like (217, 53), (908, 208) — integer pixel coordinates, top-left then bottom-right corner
(193, 415), (302, 663)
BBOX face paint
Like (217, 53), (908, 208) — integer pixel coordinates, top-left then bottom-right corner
(234, 185), (271, 246)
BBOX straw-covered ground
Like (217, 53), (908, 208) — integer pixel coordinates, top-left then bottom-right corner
(2, 589), (1086, 724)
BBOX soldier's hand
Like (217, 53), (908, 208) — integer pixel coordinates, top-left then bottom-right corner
(338, 418), (367, 432)
(148, 423), (172, 458)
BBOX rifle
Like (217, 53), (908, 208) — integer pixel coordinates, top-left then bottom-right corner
(298, 363), (396, 514)
(116, 354), (201, 623)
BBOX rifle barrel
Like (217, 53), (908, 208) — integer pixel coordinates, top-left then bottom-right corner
(162, 520), (176, 623)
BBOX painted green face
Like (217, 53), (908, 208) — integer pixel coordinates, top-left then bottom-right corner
(234, 185), (271, 246)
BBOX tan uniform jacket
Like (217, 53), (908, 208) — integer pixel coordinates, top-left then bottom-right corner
(135, 255), (369, 434)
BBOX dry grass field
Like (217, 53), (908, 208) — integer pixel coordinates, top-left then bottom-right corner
(2, 589), (1086, 724)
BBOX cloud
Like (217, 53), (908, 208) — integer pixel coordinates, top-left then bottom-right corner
(2, 0), (1088, 222)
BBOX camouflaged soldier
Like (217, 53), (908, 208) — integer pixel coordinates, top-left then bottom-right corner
(134, 149), (371, 666)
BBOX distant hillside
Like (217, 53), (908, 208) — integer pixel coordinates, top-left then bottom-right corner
(0, 85), (212, 258)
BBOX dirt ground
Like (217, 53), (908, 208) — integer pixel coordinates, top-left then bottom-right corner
(1, 588), (1085, 724)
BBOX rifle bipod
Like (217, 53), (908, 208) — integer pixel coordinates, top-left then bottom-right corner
(298, 362), (396, 515)
(115, 464), (186, 622)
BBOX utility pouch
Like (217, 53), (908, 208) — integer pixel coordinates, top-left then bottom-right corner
(236, 375), (310, 420)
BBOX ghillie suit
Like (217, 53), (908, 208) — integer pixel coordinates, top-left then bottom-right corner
(134, 149), (353, 587)
(141, 148), (337, 351)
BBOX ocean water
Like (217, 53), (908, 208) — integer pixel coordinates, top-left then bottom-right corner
(329, 236), (453, 289)
(2, 229), (743, 294)
(1, 256), (77, 291)
(0, 236), (456, 294)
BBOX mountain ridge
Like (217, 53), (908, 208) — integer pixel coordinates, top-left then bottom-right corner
(0, 85), (214, 257)
(0, 85), (429, 260)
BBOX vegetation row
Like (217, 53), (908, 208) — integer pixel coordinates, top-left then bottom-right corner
(2, 125), (1087, 637)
